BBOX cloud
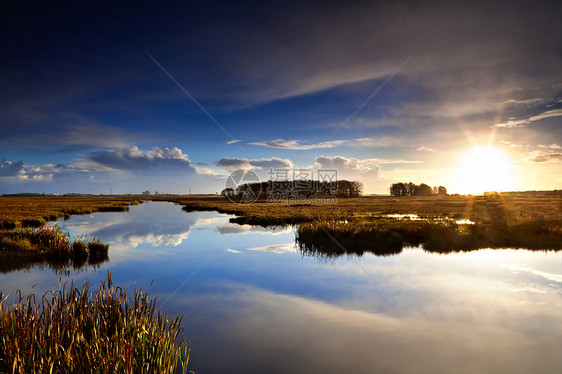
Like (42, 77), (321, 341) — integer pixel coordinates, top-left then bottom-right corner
(216, 157), (293, 171)
(500, 264), (562, 283)
(494, 109), (562, 128)
(538, 144), (561, 149)
(247, 243), (297, 254)
(501, 98), (545, 106)
(0, 158), (24, 177)
(249, 139), (347, 150)
(0, 150), (223, 194)
(361, 158), (422, 165)
(227, 139), (241, 144)
(85, 146), (196, 172)
(314, 156), (382, 177)
(315, 156), (420, 169)
(500, 140), (526, 149)
(195, 167), (220, 175)
(416, 147), (435, 152)
(0, 158), (91, 183)
(191, 0), (562, 116)
(526, 152), (562, 163)
(249, 137), (404, 150)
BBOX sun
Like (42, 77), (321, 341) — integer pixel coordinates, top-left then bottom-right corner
(457, 146), (512, 194)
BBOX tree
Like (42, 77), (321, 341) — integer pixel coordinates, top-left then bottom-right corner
(390, 183), (407, 196)
(412, 183), (433, 196)
(390, 182), (447, 197)
(221, 188), (235, 196)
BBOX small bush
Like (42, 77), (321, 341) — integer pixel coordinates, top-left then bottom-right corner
(72, 237), (89, 268)
(88, 237), (109, 265)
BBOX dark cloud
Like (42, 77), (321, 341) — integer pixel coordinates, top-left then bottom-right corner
(0, 158), (93, 186)
(0, 158), (24, 177)
(527, 152), (562, 163)
(217, 157), (293, 171)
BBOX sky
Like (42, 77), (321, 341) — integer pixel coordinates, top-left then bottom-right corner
(0, 0), (561, 195)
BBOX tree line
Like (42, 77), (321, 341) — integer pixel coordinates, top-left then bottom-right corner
(389, 182), (447, 197)
(222, 180), (363, 198)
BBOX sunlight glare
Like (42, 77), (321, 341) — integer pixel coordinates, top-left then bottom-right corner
(457, 146), (512, 194)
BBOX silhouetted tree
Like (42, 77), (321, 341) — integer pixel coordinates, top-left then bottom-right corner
(390, 183), (407, 196)
(413, 183), (433, 196)
(221, 188), (235, 196)
(235, 179), (362, 198)
(406, 182), (416, 196)
(390, 182), (448, 197)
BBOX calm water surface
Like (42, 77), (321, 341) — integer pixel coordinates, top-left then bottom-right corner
(1, 201), (561, 373)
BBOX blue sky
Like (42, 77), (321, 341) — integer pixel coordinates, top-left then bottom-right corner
(0, 0), (561, 194)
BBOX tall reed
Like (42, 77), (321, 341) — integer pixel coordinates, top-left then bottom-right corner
(0, 273), (190, 373)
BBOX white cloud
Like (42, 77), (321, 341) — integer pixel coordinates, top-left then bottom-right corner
(315, 156), (382, 177)
(538, 144), (561, 149)
(85, 146), (196, 172)
(416, 146), (435, 152)
(501, 98), (544, 106)
(227, 139), (241, 144)
(249, 137), (401, 150)
(247, 243), (297, 254)
(500, 140), (526, 149)
(249, 139), (347, 150)
(0, 158), (90, 183)
(361, 158), (423, 165)
(494, 109), (562, 128)
(194, 167), (221, 175)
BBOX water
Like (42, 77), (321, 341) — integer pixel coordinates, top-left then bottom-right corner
(1, 201), (561, 373)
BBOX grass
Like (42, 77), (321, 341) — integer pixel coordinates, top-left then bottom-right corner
(157, 192), (562, 226)
(0, 193), (560, 258)
(0, 196), (142, 229)
(0, 226), (110, 274)
(296, 218), (562, 257)
(156, 192), (562, 254)
(0, 273), (190, 373)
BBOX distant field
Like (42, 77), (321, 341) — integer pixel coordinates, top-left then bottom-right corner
(0, 196), (142, 229)
(1, 193), (560, 252)
(158, 192), (562, 251)
(157, 192), (562, 226)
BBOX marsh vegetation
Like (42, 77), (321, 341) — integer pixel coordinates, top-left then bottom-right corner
(0, 196), (142, 229)
(161, 191), (562, 254)
(0, 226), (110, 273)
(0, 274), (189, 373)
(0, 197), (559, 373)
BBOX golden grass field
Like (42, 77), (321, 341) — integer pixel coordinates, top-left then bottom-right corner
(159, 192), (562, 252)
(158, 192), (562, 226)
(1, 192), (561, 254)
(0, 196), (142, 229)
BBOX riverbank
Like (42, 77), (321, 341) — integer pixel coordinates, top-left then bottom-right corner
(0, 196), (142, 229)
(1, 193), (560, 255)
(0, 225), (110, 273)
(158, 192), (562, 252)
